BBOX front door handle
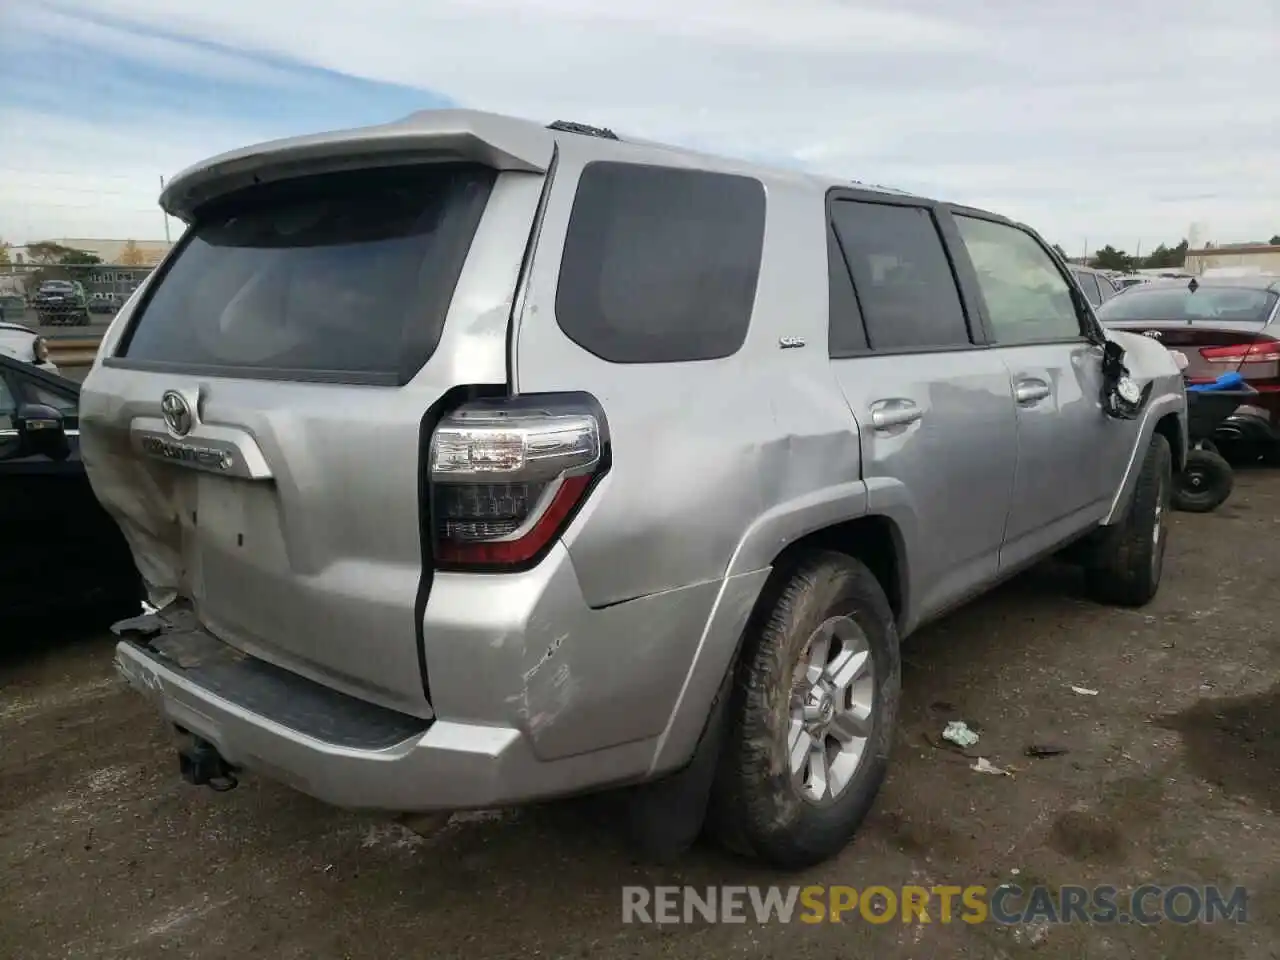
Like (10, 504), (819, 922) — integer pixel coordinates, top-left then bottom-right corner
(870, 399), (923, 430)
(1014, 379), (1051, 405)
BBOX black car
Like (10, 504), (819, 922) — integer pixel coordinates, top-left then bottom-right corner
(1, 354), (141, 621)
(32, 279), (91, 326)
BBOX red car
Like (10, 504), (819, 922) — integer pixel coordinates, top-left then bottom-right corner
(1098, 276), (1280, 459)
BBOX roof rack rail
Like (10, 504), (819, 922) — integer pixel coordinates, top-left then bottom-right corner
(547, 120), (620, 140)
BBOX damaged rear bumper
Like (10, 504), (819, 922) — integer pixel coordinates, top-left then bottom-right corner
(113, 631), (658, 811)
(109, 541), (752, 812)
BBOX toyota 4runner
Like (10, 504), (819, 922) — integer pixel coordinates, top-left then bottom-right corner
(81, 110), (1187, 868)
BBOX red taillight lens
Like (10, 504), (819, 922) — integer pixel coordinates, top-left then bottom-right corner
(1199, 340), (1280, 364)
(429, 395), (606, 571)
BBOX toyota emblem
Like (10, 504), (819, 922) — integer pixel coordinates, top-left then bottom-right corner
(160, 390), (194, 438)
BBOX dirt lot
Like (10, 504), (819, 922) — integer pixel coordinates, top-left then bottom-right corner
(3, 473), (1278, 960)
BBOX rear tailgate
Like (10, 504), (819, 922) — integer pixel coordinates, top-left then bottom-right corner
(80, 115), (555, 718)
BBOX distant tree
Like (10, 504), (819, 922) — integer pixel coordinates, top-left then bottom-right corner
(1090, 245), (1134, 272)
(25, 241), (74, 265)
(59, 248), (102, 266)
(118, 239), (146, 266)
(0, 241), (10, 267)
(1270, 235), (1280, 246)
(25, 241), (101, 267)
(1136, 239), (1188, 270)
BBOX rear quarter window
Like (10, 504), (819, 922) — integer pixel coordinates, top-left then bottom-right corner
(116, 163), (497, 385)
(554, 162), (766, 363)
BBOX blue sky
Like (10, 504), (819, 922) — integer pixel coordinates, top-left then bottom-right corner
(1, 0), (1276, 250)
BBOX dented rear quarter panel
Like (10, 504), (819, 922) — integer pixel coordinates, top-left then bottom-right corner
(508, 141), (873, 770)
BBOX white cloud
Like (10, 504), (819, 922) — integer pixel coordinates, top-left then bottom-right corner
(2, 0), (1277, 249)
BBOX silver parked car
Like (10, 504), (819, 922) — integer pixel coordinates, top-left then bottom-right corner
(1070, 264), (1119, 309)
(0, 320), (58, 374)
(81, 110), (1186, 868)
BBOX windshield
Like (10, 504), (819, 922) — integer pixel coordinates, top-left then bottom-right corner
(1098, 285), (1278, 324)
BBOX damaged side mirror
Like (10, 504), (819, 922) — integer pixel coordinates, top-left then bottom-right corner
(1099, 341), (1151, 420)
(15, 402), (71, 461)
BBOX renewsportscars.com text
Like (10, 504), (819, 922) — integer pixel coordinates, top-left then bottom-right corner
(621, 884), (1249, 926)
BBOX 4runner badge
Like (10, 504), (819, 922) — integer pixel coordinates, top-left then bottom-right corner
(1142, 330), (1163, 339)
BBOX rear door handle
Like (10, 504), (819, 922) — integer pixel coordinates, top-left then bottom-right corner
(1014, 379), (1051, 405)
(870, 399), (923, 430)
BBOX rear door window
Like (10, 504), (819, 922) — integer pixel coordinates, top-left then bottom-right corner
(117, 164), (497, 385)
(555, 162), (766, 363)
(954, 215), (1083, 344)
(828, 200), (972, 352)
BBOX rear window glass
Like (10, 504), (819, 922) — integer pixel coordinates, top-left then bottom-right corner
(555, 162), (765, 364)
(1098, 286), (1278, 324)
(119, 163), (496, 384)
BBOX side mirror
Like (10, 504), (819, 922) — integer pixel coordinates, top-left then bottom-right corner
(16, 402), (71, 461)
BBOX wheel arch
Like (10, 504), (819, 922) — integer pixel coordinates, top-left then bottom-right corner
(1103, 391), (1186, 525)
(649, 491), (911, 775)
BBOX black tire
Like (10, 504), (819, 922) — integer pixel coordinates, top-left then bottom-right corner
(1084, 433), (1172, 606)
(1173, 449), (1233, 513)
(1194, 438), (1219, 457)
(707, 551), (901, 869)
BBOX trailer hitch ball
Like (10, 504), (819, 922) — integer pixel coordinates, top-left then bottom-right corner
(178, 736), (239, 792)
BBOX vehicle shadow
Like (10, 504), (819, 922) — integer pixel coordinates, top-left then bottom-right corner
(0, 610), (123, 667)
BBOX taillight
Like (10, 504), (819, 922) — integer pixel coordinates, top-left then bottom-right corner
(32, 337), (49, 363)
(1200, 340), (1280, 364)
(428, 393), (608, 570)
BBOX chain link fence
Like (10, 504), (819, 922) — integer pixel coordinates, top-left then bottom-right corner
(0, 262), (157, 327)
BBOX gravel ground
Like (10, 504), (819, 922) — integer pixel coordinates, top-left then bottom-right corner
(2, 472), (1278, 959)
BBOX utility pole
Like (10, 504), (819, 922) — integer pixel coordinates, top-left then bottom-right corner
(159, 174), (171, 244)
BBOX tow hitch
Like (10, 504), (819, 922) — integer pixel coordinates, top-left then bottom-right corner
(178, 734), (239, 792)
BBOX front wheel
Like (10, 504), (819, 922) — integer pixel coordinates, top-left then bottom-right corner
(1084, 433), (1172, 606)
(1173, 449), (1233, 513)
(708, 551), (901, 869)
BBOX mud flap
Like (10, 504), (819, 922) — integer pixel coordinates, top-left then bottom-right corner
(1101, 340), (1153, 421)
(622, 666), (734, 861)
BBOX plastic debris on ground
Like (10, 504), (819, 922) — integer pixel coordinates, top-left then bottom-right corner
(942, 720), (980, 748)
(970, 757), (1012, 776)
(1069, 685), (1099, 696)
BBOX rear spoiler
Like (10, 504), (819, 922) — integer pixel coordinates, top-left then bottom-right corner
(159, 109), (557, 223)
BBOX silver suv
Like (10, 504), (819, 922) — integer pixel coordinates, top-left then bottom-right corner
(82, 110), (1186, 869)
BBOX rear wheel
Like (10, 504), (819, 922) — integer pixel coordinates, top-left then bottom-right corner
(1085, 434), (1172, 606)
(1173, 448), (1233, 513)
(708, 551), (900, 869)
